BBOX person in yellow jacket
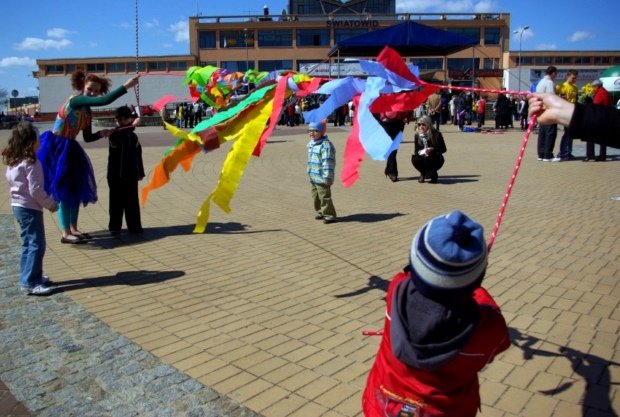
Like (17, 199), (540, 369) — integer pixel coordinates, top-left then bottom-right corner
(554, 69), (578, 161)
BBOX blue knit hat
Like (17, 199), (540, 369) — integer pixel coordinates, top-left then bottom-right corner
(308, 121), (326, 131)
(410, 210), (487, 301)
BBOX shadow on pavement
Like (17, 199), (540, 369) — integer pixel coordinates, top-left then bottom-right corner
(509, 327), (619, 417)
(336, 212), (405, 223)
(51, 270), (185, 293)
(69, 222), (280, 249)
(334, 275), (390, 298)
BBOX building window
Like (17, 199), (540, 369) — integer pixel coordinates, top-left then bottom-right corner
(483, 27), (500, 45)
(86, 63), (105, 72)
(199, 31), (216, 49)
(169, 61), (188, 71)
(297, 29), (330, 47)
(574, 56), (591, 65)
(411, 58), (443, 70)
(46, 64), (64, 74)
(220, 30), (245, 48)
(107, 63), (126, 73)
(221, 60), (249, 72)
(447, 58), (480, 71)
(613, 57), (620, 65)
(483, 58), (499, 69)
(334, 28), (368, 44)
(554, 56), (572, 65)
(258, 60), (293, 72)
(446, 28), (480, 43)
(147, 61), (167, 71)
(258, 30), (292, 47)
(520, 56), (533, 65)
(534, 56), (551, 65)
(594, 56), (610, 65)
(66, 64), (76, 73)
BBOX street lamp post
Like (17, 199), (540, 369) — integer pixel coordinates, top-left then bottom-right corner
(513, 25), (530, 91)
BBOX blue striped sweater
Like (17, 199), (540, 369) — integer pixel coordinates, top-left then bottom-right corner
(307, 136), (336, 184)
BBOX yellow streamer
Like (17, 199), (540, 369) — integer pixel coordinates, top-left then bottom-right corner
(193, 96), (274, 233)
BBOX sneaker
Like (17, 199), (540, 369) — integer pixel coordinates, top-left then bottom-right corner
(314, 213), (324, 220)
(41, 275), (56, 286)
(24, 284), (53, 296)
(551, 157), (562, 162)
(323, 216), (337, 224)
(537, 158), (543, 161)
(542, 158), (552, 162)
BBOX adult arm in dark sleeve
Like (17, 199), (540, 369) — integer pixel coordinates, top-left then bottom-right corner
(570, 103), (620, 149)
(82, 124), (108, 143)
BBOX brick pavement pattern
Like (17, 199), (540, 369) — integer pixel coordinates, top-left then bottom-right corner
(0, 121), (619, 416)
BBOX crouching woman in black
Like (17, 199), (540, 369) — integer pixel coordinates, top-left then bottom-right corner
(411, 115), (447, 184)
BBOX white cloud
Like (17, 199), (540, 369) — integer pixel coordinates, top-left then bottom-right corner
(169, 20), (189, 43)
(472, 0), (496, 12)
(535, 43), (558, 51)
(145, 18), (160, 29)
(569, 31), (594, 42)
(0, 57), (37, 68)
(47, 28), (71, 38)
(14, 37), (72, 51)
(396, 0), (498, 13)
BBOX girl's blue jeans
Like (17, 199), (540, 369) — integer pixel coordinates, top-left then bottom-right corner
(13, 206), (46, 289)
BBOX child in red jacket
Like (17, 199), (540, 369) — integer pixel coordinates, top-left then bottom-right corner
(362, 210), (510, 417)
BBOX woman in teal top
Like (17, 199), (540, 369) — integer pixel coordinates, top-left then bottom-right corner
(38, 71), (139, 244)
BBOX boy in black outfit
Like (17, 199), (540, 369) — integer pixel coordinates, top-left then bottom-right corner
(103, 105), (145, 235)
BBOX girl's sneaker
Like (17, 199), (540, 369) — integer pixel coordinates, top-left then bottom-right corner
(24, 285), (53, 296)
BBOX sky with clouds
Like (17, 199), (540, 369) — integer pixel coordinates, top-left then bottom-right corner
(1, 0), (618, 101)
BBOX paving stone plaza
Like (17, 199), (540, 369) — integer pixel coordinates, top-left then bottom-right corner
(1, 121), (619, 416)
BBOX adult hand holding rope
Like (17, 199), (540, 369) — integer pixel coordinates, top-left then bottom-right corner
(528, 93), (574, 126)
(124, 75), (140, 91)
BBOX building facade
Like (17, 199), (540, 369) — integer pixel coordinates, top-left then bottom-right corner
(32, 0), (620, 118)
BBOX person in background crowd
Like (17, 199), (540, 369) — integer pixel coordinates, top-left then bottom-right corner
(411, 115), (447, 184)
(584, 79), (612, 162)
(518, 95), (529, 130)
(476, 95), (486, 128)
(379, 111), (414, 183)
(454, 93), (467, 131)
(554, 69), (579, 161)
(493, 90), (511, 129)
(426, 91), (442, 131)
(535, 66), (558, 161)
